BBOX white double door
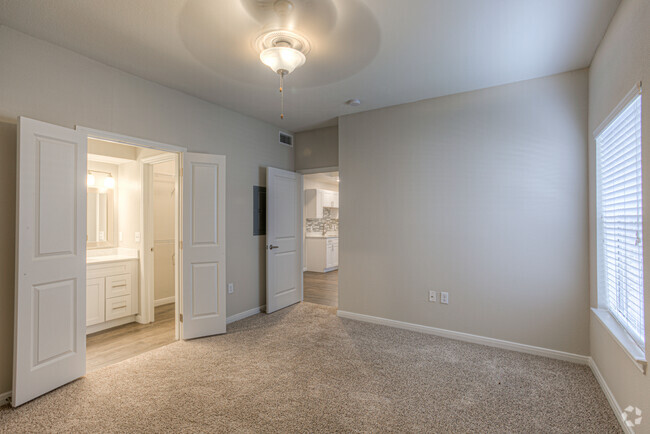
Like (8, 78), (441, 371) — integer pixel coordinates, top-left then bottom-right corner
(12, 117), (226, 406)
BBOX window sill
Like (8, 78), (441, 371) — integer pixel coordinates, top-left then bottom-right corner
(592, 308), (647, 374)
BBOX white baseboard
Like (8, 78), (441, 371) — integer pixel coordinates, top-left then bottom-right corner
(588, 357), (631, 434)
(0, 390), (11, 406)
(336, 310), (589, 365)
(227, 305), (265, 324)
(154, 296), (175, 307)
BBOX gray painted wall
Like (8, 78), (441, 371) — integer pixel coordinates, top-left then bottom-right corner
(0, 122), (16, 397)
(0, 25), (293, 394)
(295, 126), (338, 171)
(588, 0), (650, 417)
(339, 70), (590, 355)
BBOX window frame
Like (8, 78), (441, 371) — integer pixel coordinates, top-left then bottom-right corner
(594, 83), (646, 371)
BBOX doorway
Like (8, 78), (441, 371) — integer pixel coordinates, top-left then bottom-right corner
(84, 139), (180, 372)
(302, 171), (339, 307)
(13, 118), (228, 407)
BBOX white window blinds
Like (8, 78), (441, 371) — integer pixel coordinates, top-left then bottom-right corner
(597, 93), (644, 347)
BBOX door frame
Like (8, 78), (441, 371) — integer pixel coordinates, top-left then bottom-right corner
(296, 166), (339, 297)
(76, 126), (185, 338)
(141, 153), (181, 339)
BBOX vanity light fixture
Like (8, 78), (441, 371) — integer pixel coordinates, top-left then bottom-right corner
(87, 170), (115, 189)
(103, 174), (115, 189)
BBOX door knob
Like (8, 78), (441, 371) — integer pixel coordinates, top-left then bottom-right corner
(269, 244), (279, 250)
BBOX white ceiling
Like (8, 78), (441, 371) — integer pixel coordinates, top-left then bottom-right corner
(0, 0), (619, 132)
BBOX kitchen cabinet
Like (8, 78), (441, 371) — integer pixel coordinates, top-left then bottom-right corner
(305, 189), (339, 218)
(305, 237), (338, 272)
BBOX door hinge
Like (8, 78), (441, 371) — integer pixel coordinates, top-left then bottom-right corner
(180, 168), (183, 177)
(180, 240), (183, 250)
(179, 313), (183, 322)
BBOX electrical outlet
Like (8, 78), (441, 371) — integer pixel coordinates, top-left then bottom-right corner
(428, 290), (436, 302)
(135, 232), (141, 243)
(228, 283), (234, 294)
(440, 292), (449, 304)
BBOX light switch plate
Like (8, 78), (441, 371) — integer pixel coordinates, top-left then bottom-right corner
(428, 290), (436, 302)
(440, 292), (449, 304)
(228, 283), (234, 294)
(135, 232), (141, 243)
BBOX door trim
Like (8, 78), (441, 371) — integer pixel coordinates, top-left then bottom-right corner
(75, 126), (187, 153)
(141, 153), (181, 340)
(77, 126), (184, 338)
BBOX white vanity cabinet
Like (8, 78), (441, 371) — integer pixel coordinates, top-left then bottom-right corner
(305, 189), (339, 218)
(305, 237), (338, 272)
(86, 258), (139, 333)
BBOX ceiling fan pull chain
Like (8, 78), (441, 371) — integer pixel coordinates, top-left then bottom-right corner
(280, 72), (285, 120)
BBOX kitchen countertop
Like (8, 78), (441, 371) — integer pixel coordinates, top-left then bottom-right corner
(305, 235), (339, 239)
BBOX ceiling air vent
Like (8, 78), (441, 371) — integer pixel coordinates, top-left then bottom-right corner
(279, 131), (293, 147)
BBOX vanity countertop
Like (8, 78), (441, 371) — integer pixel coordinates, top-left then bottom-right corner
(87, 255), (139, 264)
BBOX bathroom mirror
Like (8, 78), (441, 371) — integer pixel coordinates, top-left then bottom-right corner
(87, 187), (114, 248)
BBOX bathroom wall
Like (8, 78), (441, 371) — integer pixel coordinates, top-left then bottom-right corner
(153, 160), (176, 303)
(117, 161), (141, 250)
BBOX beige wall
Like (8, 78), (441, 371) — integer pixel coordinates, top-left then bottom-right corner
(588, 0), (650, 419)
(153, 161), (176, 302)
(117, 161), (141, 249)
(339, 70), (590, 355)
(0, 122), (16, 395)
(295, 126), (338, 171)
(0, 26), (293, 393)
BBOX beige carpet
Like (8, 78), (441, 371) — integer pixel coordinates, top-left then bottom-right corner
(0, 303), (620, 433)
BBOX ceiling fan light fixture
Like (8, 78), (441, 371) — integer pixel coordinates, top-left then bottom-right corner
(260, 46), (306, 75)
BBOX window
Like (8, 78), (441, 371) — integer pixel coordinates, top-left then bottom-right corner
(597, 91), (644, 349)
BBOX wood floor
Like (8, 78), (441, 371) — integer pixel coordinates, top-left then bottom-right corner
(86, 303), (176, 372)
(304, 270), (338, 307)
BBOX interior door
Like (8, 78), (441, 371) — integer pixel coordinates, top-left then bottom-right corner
(266, 167), (302, 313)
(181, 152), (226, 339)
(13, 117), (87, 407)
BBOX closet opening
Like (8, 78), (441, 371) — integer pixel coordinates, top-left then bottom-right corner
(85, 137), (181, 372)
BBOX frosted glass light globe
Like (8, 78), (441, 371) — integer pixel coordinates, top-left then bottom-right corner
(260, 46), (306, 75)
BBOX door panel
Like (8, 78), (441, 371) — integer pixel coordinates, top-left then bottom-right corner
(266, 167), (302, 313)
(13, 117), (86, 407)
(181, 153), (226, 339)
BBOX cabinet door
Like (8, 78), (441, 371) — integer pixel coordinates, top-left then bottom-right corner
(304, 189), (321, 219)
(326, 240), (334, 268)
(322, 191), (331, 208)
(333, 192), (339, 208)
(86, 278), (105, 326)
(332, 241), (339, 266)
